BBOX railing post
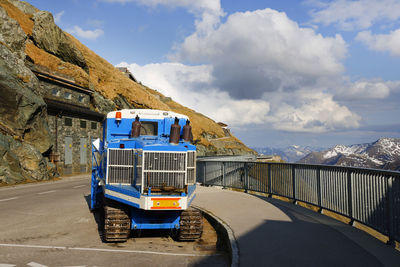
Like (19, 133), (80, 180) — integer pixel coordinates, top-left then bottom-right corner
(244, 162), (248, 193)
(387, 176), (395, 247)
(292, 164), (296, 203)
(222, 162), (226, 188)
(268, 163), (272, 195)
(316, 166), (321, 210)
(347, 169), (353, 223)
(203, 162), (206, 186)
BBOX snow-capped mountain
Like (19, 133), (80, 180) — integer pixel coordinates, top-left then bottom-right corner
(252, 145), (325, 163)
(298, 138), (400, 171)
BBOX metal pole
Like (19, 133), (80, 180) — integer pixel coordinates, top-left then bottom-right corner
(244, 162), (248, 193)
(347, 169), (353, 223)
(268, 163), (272, 195)
(203, 162), (206, 186)
(387, 176), (395, 247)
(222, 162), (226, 188)
(292, 164), (296, 203)
(316, 167), (322, 211)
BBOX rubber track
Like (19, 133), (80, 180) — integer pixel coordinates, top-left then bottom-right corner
(104, 201), (130, 242)
(178, 208), (203, 241)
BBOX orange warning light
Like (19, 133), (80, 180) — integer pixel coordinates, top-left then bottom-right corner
(116, 111), (122, 121)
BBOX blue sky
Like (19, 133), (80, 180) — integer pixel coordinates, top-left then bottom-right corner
(28, 0), (400, 148)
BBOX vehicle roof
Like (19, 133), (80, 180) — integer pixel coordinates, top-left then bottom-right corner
(107, 109), (189, 120)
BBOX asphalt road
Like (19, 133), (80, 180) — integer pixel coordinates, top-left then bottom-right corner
(0, 175), (228, 267)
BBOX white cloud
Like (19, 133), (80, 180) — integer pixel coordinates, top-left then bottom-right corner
(118, 62), (360, 132)
(356, 29), (400, 56)
(68, 26), (104, 40)
(173, 8), (347, 99)
(335, 80), (391, 100)
(308, 0), (400, 31)
(117, 62), (271, 126)
(115, 3), (361, 133)
(54, 11), (64, 24)
(270, 92), (360, 132)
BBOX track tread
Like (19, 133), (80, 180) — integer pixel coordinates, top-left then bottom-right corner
(103, 200), (130, 242)
(178, 208), (203, 241)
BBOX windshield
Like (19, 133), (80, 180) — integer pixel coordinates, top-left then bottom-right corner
(140, 121), (158, 136)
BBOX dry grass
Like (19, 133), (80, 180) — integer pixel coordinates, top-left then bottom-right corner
(0, 0), (33, 35)
(25, 42), (90, 86)
(67, 33), (169, 111)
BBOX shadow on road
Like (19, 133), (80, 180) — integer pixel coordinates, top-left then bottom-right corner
(84, 194), (104, 242)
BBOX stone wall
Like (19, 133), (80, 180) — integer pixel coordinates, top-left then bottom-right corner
(48, 115), (102, 175)
(41, 79), (91, 107)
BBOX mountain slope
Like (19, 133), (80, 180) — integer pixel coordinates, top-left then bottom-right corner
(298, 138), (400, 171)
(252, 145), (325, 162)
(0, 0), (254, 184)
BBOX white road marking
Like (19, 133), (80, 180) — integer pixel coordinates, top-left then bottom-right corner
(69, 247), (204, 257)
(37, 190), (56, 195)
(73, 185), (86, 189)
(0, 244), (65, 249)
(0, 197), (19, 202)
(27, 262), (48, 267)
(0, 264), (16, 267)
(0, 243), (210, 257)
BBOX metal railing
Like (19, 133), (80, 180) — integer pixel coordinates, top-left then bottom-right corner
(196, 160), (400, 246)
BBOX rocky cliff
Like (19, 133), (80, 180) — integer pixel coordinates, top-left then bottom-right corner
(0, 0), (254, 184)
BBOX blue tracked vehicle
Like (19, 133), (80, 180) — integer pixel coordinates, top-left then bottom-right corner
(91, 109), (202, 242)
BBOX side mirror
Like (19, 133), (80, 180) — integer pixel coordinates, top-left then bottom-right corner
(92, 138), (101, 152)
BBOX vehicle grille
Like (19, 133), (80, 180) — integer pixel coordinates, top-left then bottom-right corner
(143, 151), (186, 190)
(187, 151), (196, 184)
(107, 149), (135, 185)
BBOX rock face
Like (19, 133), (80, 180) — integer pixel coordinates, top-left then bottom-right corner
(0, 6), (27, 60)
(0, 38), (51, 153)
(0, 133), (49, 184)
(31, 11), (87, 71)
(298, 138), (400, 171)
(0, 2), (54, 184)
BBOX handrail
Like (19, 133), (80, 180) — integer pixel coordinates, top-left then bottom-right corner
(196, 160), (400, 247)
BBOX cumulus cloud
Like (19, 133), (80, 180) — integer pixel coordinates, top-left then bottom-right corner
(118, 62), (270, 125)
(356, 29), (400, 56)
(173, 8), (347, 99)
(68, 26), (104, 40)
(54, 11), (64, 24)
(115, 2), (361, 133)
(335, 80), (391, 100)
(118, 62), (360, 132)
(270, 92), (360, 132)
(308, 0), (400, 31)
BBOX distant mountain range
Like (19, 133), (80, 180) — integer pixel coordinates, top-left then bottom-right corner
(251, 145), (326, 162)
(297, 138), (400, 171)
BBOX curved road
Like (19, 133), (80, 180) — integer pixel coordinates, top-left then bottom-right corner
(1, 175), (399, 266)
(193, 186), (400, 267)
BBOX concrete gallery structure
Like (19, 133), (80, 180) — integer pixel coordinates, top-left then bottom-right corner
(31, 65), (104, 175)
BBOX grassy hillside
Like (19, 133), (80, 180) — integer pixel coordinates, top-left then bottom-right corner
(0, 0), (255, 156)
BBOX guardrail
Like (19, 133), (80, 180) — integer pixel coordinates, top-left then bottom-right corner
(196, 160), (400, 247)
